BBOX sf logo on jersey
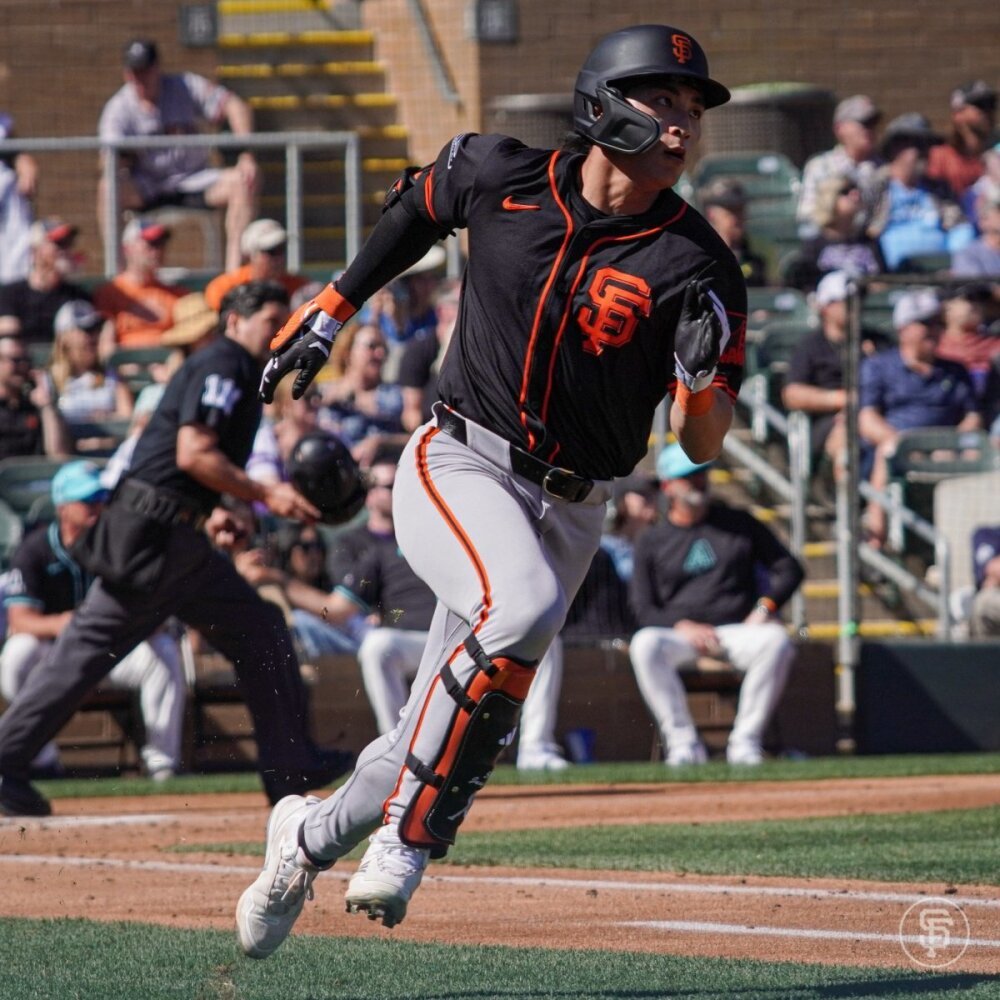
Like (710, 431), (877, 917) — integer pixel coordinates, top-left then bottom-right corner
(576, 267), (652, 356)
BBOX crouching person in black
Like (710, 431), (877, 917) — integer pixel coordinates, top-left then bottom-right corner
(0, 281), (354, 816)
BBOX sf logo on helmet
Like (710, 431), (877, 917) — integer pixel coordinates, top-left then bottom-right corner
(671, 33), (693, 64)
(577, 267), (652, 356)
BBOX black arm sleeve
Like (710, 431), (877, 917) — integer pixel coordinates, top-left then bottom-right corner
(335, 188), (450, 308)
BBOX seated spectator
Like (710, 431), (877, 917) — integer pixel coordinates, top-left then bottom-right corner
(781, 271), (852, 476)
(49, 300), (133, 426)
(0, 332), (71, 460)
(869, 114), (975, 271)
(0, 113), (36, 285)
(0, 461), (185, 779)
(952, 189), (1000, 278)
(93, 216), (185, 351)
(784, 174), (884, 290)
(698, 178), (767, 287)
(0, 218), (90, 349)
(397, 280), (460, 432)
(628, 444), (803, 766)
(316, 321), (407, 469)
(927, 81), (997, 212)
(968, 524), (1000, 637)
(247, 376), (321, 493)
(859, 289), (982, 546)
(204, 218), (308, 311)
(98, 39), (258, 272)
(273, 520), (360, 658)
(601, 472), (660, 583)
(797, 95), (883, 232)
(935, 285), (1000, 400)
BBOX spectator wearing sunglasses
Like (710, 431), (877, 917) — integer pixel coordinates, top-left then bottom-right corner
(92, 216), (186, 351)
(204, 218), (309, 312)
(0, 332), (71, 460)
(0, 218), (91, 349)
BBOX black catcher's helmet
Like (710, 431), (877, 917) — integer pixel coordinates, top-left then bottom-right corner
(287, 432), (366, 525)
(574, 24), (731, 155)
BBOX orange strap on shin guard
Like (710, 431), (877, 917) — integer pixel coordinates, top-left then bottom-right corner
(399, 640), (535, 855)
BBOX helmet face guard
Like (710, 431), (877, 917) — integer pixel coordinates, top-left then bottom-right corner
(574, 24), (731, 155)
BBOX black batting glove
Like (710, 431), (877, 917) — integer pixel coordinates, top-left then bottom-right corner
(259, 298), (343, 403)
(673, 278), (731, 394)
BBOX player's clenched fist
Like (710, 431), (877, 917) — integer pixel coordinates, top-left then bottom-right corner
(673, 277), (731, 394)
(259, 285), (353, 403)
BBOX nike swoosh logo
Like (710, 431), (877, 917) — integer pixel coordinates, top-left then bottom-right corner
(502, 196), (540, 211)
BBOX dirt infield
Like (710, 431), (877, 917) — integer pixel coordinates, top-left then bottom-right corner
(1, 775), (998, 974)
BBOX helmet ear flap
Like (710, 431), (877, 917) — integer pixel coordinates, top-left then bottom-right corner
(585, 84), (661, 155)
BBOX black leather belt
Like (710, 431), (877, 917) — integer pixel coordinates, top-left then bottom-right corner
(115, 478), (208, 530)
(436, 409), (594, 503)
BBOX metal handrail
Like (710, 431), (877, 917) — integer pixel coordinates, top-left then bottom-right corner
(0, 130), (363, 276)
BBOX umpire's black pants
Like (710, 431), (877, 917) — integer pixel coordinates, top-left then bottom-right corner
(0, 521), (312, 782)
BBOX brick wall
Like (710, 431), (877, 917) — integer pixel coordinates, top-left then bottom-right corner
(0, 1), (994, 264)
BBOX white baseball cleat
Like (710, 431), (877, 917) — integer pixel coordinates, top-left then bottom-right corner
(727, 741), (765, 765)
(516, 744), (570, 771)
(667, 742), (708, 767)
(236, 794), (326, 959)
(345, 823), (429, 928)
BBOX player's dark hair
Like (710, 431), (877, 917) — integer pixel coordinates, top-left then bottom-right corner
(219, 280), (290, 324)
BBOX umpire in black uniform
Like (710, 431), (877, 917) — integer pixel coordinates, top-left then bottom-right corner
(0, 281), (352, 816)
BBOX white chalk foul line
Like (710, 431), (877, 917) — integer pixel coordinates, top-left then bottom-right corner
(0, 854), (997, 912)
(0, 814), (174, 829)
(621, 919), (1000, 949)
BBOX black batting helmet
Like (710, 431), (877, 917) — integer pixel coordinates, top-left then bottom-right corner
(287, 432), (366, 525)
(574, 24), (731, 155)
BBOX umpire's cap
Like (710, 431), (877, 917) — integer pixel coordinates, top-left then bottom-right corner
(287, 432), (367, 525)
(574, 25), (730, 155)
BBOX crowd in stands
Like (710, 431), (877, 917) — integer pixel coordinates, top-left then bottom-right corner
(1, 42), (999, 781)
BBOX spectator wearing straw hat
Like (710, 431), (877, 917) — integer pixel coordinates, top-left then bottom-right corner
(204, 218), (308, 311)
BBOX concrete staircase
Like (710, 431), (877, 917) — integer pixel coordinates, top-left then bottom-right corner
(216, 0), (411, 270)
(712, 428), (938, 641)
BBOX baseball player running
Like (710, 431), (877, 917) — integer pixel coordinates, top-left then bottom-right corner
(237, 23), (746, 956)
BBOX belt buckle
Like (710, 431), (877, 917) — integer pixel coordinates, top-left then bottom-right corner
(542, 467), (592, 503)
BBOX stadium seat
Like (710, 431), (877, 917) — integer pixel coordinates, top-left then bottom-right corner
(692, 151), (801, 223)
(107, 346), (173, 396)
(68, 417), (132, 459)
(0, 456), (71, 519)
(746, 286), (811, 336)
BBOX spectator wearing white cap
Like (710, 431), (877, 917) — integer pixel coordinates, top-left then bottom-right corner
(859, 288), (982, 546)
(98, 38), (259, 272)
(928, 81), (997, 208)
(0, 218), (91, 347)
(1, 460), (186, 780)
(0, 112), (36, 284)
(93, 216), (186, 352)
(204, 218), (308, 312)
(628, 443), (803, 766)
(49, 299), (132, 429)
(797, 95), (884, 231)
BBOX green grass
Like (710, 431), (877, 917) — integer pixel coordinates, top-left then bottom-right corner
(32, 752), (1000, 801)
(0, 919), (996, 1000)
(190, 807), (1000, 886)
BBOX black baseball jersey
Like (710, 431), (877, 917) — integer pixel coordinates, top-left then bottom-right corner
(0, 397), (44, 460)
(0, 278), (91, 345)
(3, 522), (91, 614)
(630, 502), (804, 628)
(128, 336), (263, 512)
(406, 134), (746, 479)
(335, 528), (436, 632)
